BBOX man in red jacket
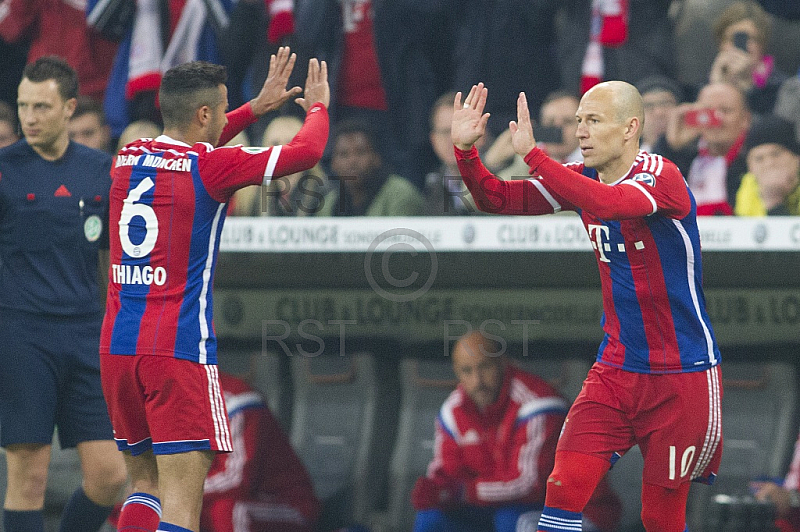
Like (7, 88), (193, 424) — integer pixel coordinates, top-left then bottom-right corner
(411, 331), (620, 532)
(201, 372), (320, 532)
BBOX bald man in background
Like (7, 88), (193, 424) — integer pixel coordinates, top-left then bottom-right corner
(411, 332), (621, 532)
(452, 81), (723, 532)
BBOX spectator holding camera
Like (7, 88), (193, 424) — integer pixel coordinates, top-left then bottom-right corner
(411, 331), (621, 532)
(534, 91), (582, 165)
(709, 1), (789, 115)
(734, 115), (800, 216)
(654, 82), (752, 215)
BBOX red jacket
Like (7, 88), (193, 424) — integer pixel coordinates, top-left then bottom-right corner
(421, 364), (621, 531)
(0, 0), (117, 101)
(201, 374), (320, 532)
(426, 365), (569, 507)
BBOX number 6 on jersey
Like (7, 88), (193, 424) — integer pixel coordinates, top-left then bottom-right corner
(119, 177), (158, 258)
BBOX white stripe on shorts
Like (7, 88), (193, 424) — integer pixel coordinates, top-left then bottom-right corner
(205, 365), (232, 451)
(692, 365), (722, 479)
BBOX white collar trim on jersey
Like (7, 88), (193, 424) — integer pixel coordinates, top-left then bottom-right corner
(154, 134), (192, 147)
(606, 150), (646, 186)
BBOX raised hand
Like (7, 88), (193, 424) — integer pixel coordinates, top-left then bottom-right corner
(452, 83), (491, 151)
(296, 58), (330, 111)
(665, 102), (701, 151)
(509, 92), (537, 157)
(249, 46), (302, 116)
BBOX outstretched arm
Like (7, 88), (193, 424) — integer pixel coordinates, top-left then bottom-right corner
(511, 92), (687, 220)
(453, 86), (571, 215)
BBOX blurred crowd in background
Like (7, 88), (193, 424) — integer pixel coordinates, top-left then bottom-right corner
(1, 0), (799, 219)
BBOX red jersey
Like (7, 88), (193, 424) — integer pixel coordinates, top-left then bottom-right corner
(337, 0), (388, 110)
(101, 103), (328, 364)
(456, 147), (721, 375)
(202, 374), (320, 532)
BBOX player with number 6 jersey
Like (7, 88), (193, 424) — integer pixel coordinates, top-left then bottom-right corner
(101, 88), (327, 366)
(99, 49), (330, 532)
(101, 105), (327, 364)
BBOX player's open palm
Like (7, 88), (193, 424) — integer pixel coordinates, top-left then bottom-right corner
(296, 58), (330, 111)
(452, 83), (490, 151)
(509, 92), (537, 157)
(250, 46), (302, 116)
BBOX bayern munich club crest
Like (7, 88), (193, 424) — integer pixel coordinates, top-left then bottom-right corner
(631, 172), (656, 187)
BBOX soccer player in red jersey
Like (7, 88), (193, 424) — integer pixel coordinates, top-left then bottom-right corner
(451, 81), (723, 532)
(99, 47), (330, 532)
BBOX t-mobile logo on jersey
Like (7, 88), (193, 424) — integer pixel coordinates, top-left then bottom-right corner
(587, 224), (611, 263)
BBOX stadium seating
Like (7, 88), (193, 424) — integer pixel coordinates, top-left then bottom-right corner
(387, 358), (458, 531)
(687, 361), (798, 531)
(510, 356), (593, 402)
(386, 356), (595, 532)
(606, 445), (646, 532)
(289, 352), (400, 531)
(217, 349), (293, 430)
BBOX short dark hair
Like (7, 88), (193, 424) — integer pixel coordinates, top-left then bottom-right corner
(71, 95), (106, 124)
(635, 75), (683, 103)
(22, 56), (79, 101)
(0, 101), (16, 128)
(332, 118), (380, 155)
(159, 61), (227, 128)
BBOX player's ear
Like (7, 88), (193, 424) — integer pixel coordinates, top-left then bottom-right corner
(625, 116), (640, 141)
(197, 105), (211, 127)
(64, 97), (77, 120)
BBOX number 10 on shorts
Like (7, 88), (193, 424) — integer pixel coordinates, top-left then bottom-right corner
(669, 445), (696, 480)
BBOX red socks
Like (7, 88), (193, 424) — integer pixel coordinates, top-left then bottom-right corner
(117, 493), (162, 532)
(545, 450), (611, 512)
(640, 482), (691, 532)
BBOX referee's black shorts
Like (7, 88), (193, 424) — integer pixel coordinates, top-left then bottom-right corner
(0, 307), (114, 448)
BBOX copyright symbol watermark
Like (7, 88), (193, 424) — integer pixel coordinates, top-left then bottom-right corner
(364, 228), (438, 302)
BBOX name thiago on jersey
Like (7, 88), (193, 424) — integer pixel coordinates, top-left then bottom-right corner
(115, 154), (192, 172)
(111, 264), (167, 286)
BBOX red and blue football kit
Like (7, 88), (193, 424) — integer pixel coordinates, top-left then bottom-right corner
(101, 103), (328, 364)
(456, 145), (723, 495)
(100, 102), (329, 454)
(457, 146), (718, 375)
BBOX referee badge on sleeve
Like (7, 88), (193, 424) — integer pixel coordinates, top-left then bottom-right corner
(84, 215), (103, 242)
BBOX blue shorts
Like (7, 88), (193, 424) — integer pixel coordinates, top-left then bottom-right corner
(413, 505), (542, 532)
(0, 308), (114, 448)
